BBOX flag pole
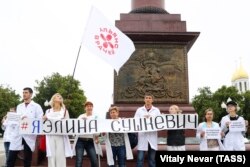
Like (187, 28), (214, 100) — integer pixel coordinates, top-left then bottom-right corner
(72, 45), (82, 79)
(98, 154), (101, 167)
(72, 7), (93, 79)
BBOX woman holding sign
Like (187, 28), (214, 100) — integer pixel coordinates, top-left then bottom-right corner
(196, 108), (224, 151)
(1, 107), (16, 167)
(43, 93), (73, 167)
(220, 100), (246, 151)
(166, 105), (186, 151)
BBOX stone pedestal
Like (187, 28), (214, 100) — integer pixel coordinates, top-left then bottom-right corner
(131, 0), (165, 10)
(109, 0), (200, 138)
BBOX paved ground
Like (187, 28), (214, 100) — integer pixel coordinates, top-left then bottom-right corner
(0, 137), (249, 167)
(0, 138), (6, 166)
(0, 137), (200, 166)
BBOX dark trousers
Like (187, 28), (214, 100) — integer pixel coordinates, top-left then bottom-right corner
(109, 145), (126, 167)
(7, 138), (32, 167)
(136, 144), (156, 167)
(75, 138), (98, 167)
(4, 142), (10, 166)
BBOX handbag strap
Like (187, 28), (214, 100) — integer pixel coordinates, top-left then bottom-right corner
(48, 108), (67, 118)
(64, 108), (67, 118)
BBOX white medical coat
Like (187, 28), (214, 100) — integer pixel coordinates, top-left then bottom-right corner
(104, 125), (133, 165)
(220, 115), (246, 151)
(196, 121), (225, 150)
(134, 105), (160, 151)
(72, 114), (102, 156)
(2, 118), (19, 142)
(9, 101), (43, 151)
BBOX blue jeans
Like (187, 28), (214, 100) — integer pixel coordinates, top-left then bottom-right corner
(109, 145), (126, 167)
(75, 138), (98, 167)
(4, 142), (10, 166)
(136, 144), (156, 167)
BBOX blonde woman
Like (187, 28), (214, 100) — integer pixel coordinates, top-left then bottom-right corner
(167, 105), (185, 151)
(43, 93), (73, 167)
(196, 108), (224, 151)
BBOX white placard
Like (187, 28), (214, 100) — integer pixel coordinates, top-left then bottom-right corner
(7, 112), (21, 122)
(205, 128), (221, 139)
(19, 114), (198, 135)
(229, 120), (245, 132)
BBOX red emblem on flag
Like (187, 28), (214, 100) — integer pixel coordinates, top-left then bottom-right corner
(95, 28), (119, 55)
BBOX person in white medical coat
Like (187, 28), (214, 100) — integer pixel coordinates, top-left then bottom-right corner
(7, 87), (43, 167)
(104, 106), (133, 167)
(220, 100), (246, 151)
(134, 94), (160, 167)
(1, 107), (16, 167)
(43, 93), (73, 167)
(196, 108), (224, 151)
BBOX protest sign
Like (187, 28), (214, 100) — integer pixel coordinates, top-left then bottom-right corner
(205, 128), (221, 139)
(7, 112), (21, 122)
(19, 114), (198, 135)
(229, 120), (245, 132)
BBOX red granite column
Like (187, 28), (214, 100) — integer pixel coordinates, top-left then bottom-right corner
(132, 0), (165, 9)
(114, 0), (200, 140)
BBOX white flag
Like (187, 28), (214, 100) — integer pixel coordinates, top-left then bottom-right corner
(82, 6), (135, 73)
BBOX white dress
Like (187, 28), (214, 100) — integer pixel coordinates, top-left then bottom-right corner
(45, 108), (73, 167)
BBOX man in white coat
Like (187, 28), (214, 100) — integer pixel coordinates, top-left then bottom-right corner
(134, 94), (160, 167)
(7, 87), (43, 167)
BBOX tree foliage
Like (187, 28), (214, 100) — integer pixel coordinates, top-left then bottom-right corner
(0, 85), (20, 134)
(192, 85), (250, 123)
(33, 73), (86, 118)
(213, 86), (243, 121)
(191, 87), (218, 122)
(242, 91), (250, 122)
(0, 85), (20, 118)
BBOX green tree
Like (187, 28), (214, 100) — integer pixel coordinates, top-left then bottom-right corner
(33, 73), (86, 118)
(242, 90), (250, 121)
(191, 87), (218, 122)
(0, 85), (20, 134)
(213, 85), (243, 121)
(192, 85), (247, 123)
(0, 85), (20, 118)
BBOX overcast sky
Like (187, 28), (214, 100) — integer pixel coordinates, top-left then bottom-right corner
(1, 0), (250, 118)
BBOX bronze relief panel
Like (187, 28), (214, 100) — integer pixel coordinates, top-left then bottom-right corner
(114, 44), (188, 103)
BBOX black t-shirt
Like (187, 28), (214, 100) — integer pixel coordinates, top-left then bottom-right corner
(167, 129), (185, 146)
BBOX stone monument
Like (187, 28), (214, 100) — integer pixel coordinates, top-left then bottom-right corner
(109, 0), (200, 137)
